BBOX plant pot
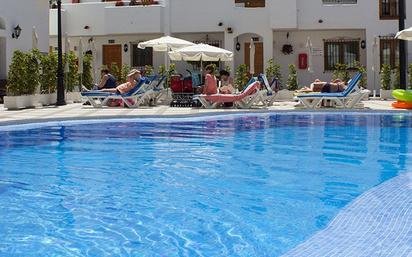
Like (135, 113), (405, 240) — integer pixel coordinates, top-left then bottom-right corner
(275, 89), (295, 101)
(66, 92), (82, 103)
(48, 93), (57, 105)
(380, 89), (393, 100)
(35, 94), (51, 106)
(4, 95), (34, 110)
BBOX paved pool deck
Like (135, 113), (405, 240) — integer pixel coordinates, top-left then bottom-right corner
(0, 100), (408, 125)
(283, 172), (412, 257)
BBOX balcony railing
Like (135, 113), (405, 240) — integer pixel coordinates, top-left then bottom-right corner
(322, 0), (357, 4)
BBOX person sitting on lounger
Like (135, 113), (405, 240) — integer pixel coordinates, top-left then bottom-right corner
(201, 64), (218, 95)
(93, 69), (117, 90)
(219, 70), (234, 94)
(83, 69), (141, 95)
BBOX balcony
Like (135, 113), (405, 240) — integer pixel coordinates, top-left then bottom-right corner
(50, 1), (164, 36)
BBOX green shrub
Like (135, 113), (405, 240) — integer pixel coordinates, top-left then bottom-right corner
(332, 63), (350, 83)
(265, 58), (282, 87)
(165, 63), (176, 88)
(120, 64), (131, 84)
(354, 61), (367, 88)
(287, 64), (298, 91)
(409, 63), (412, 89)
(39, 51), (58, 93)
(157, 64), (166, 76)
(380, 64), (392, 90)
(144, 65), (154, 76)
(65, 51), (79, 92)
(392, 67), (401, 90)
(110, 63), (121, 83)
(81, 54), (94, 89)
(7, 50), (39, 96)
(234, 64), (249, 91)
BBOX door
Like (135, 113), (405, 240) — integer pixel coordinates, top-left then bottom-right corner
(103, 44), (122, 71)
(244, 42), (264, 75)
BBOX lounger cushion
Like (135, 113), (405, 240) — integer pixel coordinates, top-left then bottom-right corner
(203, 82), (259, 103)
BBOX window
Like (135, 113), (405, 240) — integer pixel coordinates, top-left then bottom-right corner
(324, 40), (360, 71)
(380, 0), (398, 19)
(235, 0), (265, 8)
(380, 37), (399, 69)
(131, 44), (153, 68)
(322, 0), (357, 4)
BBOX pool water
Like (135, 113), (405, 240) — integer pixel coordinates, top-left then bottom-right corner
(0, 113), (411, 257)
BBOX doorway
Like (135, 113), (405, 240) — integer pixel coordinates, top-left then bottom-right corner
(103, 44), (122, 71)
(244, 42), (264, 75)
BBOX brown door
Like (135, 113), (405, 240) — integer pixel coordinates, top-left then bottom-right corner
(244, 42), (264, 75)
(103, 44), (122, 71)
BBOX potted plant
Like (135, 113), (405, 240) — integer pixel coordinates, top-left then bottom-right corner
(120, 64), (130, 84)
(276, 64), (297, 101)
(4, 50), (38, 109)
(38, 50), (58, 105)
(332, 63), (350, 83)
(409, 63), (412, 89)
(380, 64), (392, 100)
(265, 58), (282, 89)
(65, 51), (81, 103)
(144, 65), (154, 76)
(234, 64), (249, 92)
(354, 61), (368, 100)
(81, 54), (94, 89)
(281, 44), (293, 55)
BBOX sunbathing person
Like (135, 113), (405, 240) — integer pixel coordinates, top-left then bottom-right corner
(93, 69), (117, 90)
(83, 69), (141, 94)
(297, 79), (346, 93)
(201, 64), (218, 95)
(219, 70), (234, 94)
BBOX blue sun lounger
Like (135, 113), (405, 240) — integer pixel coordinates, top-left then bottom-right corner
(81, 77), (150, 108)
(296, 73), (370, 109)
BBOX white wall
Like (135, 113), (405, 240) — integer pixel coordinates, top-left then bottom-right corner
(0, 0), (49, 79)
(274, 30), (367, 87)
(50, 34), (165, 82)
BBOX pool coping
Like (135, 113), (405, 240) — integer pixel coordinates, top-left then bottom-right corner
(0, 109), (411, 128)
(282, 172), (412, 257)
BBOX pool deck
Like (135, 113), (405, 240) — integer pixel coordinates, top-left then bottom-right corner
(283, 172), (412, 257)
(0, 100), (408, 125)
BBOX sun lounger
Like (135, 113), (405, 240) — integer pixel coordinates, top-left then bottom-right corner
(81, 77), (150, 108)
(296, 73), (370, 109)
(257, 74), (278, 106)
(194, 80), (261, 109)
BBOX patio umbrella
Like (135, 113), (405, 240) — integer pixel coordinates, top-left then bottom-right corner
(78, 38), (83, 89)
(168, 43), (233, 62)
(395, 27), (412, 40)
(32, 26), (38, 50)
(249, 39), (255, 75)
(137, 36), (195, 51)
(306, 37), (313, 73)
(169, 43), (233, 83)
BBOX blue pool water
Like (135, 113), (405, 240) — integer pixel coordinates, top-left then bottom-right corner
(0, 113), (411, 257)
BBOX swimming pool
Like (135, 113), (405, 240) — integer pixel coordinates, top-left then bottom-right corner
(0, 113), (411, 256)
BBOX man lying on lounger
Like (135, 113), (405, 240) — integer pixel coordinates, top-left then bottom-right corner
(83, 69), (141, 95)
(296, 78), (346, 94)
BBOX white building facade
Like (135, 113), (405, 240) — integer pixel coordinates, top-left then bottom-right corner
(50, 0), (412, 91)
(0, 0), (50, 81)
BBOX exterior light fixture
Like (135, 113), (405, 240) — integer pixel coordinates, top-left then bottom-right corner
(124, 44), (129, 52)
(236, 38), (241, 51)
(12, 25), (22, 39)
(360, 40), (366, 49)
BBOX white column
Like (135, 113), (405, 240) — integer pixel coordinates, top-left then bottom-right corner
(263, 30), (274, 73)
(224, 32), (235, 74)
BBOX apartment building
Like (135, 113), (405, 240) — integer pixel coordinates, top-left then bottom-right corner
(50, 0), (412, 91)
(0, 0), (50, 80)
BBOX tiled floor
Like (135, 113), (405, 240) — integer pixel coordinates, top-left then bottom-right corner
(282, 173), (412, 257)
(0, 100), (407, 125)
